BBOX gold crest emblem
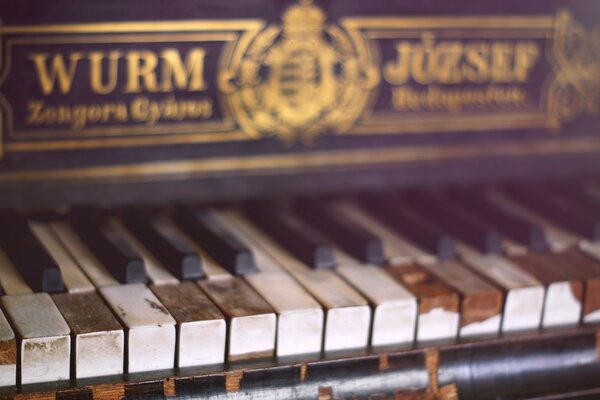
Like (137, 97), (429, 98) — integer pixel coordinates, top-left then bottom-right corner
(219, 0), (379, 143)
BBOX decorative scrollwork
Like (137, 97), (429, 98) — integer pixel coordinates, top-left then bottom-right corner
(547, 10), (600, 129)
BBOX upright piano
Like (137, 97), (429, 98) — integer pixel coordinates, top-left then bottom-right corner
(0, 0), (598, 398)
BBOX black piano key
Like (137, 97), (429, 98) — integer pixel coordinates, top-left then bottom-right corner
(503, 184), (600, 241)
(0, 210), (64, 293)
(295, 198), (386, 265)
(243, 202), (336, 269)
(546, 181), (600, 220)
(358, 194), (456, 260)
(444, 187), (549, 251)
(400, 189), (504, 255)
(120, 210), (204, 281)
(172, 207), (256, 276)
(69, 208), (148, 284)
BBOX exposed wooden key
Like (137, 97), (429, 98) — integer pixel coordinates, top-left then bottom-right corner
(295, 199), (385, 264)
(212, 209), (324, 356)
(2, 293), (70, 385)
(0, 311), (16, 387)
(243, 202), (336, 269)
(0, 210), (64, 293)
(359, 194), (456, 261)
(52, 291), (124, 379)
(197, 278), (276, 362)
(151, 282), (226, 367)
(173, 207), (256, 276)
(120, 210), (204, 281)
(100, 284), (176, 373)
(385, 263), (459, 343)
(69, 209), (147, 284)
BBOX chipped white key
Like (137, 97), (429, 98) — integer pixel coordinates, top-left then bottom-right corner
(333, 250), (417, 347)
(100, 284), (176, 373)
(224, 212), (370, 352)
(2, 293), (70, 385)
(459, 246), (545, 333)
(30, 221), (95, 293)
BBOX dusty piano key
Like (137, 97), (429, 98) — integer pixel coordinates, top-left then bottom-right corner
(0, 211), (64, 293)
(49, 221), (119, 287)
(294, 199), (385, 264)
(384, 263), (459, 343)
(150, 282), (226, 367)
(458, 247), (544, 333)
(1, 293), (70, 385)
(51, 292), (124, 379)
(100, 284), (176, 373)
(225, 213), (371, 352)
(197, 278), (276, 362)
(120, 210), (204, 281)
(173, 207), (256, 276)
(359, 194), (456, 261)
(332, 202), (437, 265)
(69, 209), (148, 284)
(0, 310), (16, 387)
(29, 221), (95, 293)
(509, 253), (583, 328)
(502, 184), (600, 241)
(444, 187), (550, 251)
(206, 210), (324, 357)
(401, 189), (504, 255)
(243, 202), (336, 269)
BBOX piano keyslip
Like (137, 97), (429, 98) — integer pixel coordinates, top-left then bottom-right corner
(100, 284), (176, 373)
(212, 210), (324, 357)
(1, 293), (70, 385)
(197, 278), (276, 362)
(51, 292), (124, 379)
(234, 211), (371, 352)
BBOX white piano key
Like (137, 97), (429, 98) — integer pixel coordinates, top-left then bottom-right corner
(224, 211), (370, 352)
(213, 210), (324, 357)
(30, 222), (95, 293)
(50, 221), (119, 287)
(333, 250), (417, 347)
(1, 293), (70, 385)
(0, 311), (16, 387)
(0, 247), (33, 295)
(198, 277), (276, 362)
(333, 202), (436, 265)
(100, 284), (176, 373)
(150, 282), (226, 368)
(52, 292), (124, 379)
(459, 246), (545, 333)
(111, 218), (179, 285)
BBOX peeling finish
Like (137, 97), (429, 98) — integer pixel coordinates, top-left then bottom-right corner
(225, 370), (243, 393)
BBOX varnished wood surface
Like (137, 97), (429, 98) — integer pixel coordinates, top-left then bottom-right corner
(197, 278), (274, 320)
(150, 282), (224, 324)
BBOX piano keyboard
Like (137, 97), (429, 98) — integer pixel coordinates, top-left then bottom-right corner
(1, 181), (600, 387)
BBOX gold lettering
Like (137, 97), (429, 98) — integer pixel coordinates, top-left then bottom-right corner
(491, 42), (514, 82)
(411, 33), (437, 85)
(436, 42), (463, 84)
(463, 42), (490, 83)
(160, 48), (207, 92)
(29, 52), (82, 95)
(513, 41), (539, 82)
(125, 51), (159, 93)
(89, 50), (122, 94)
(384, 41), (412, 85)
